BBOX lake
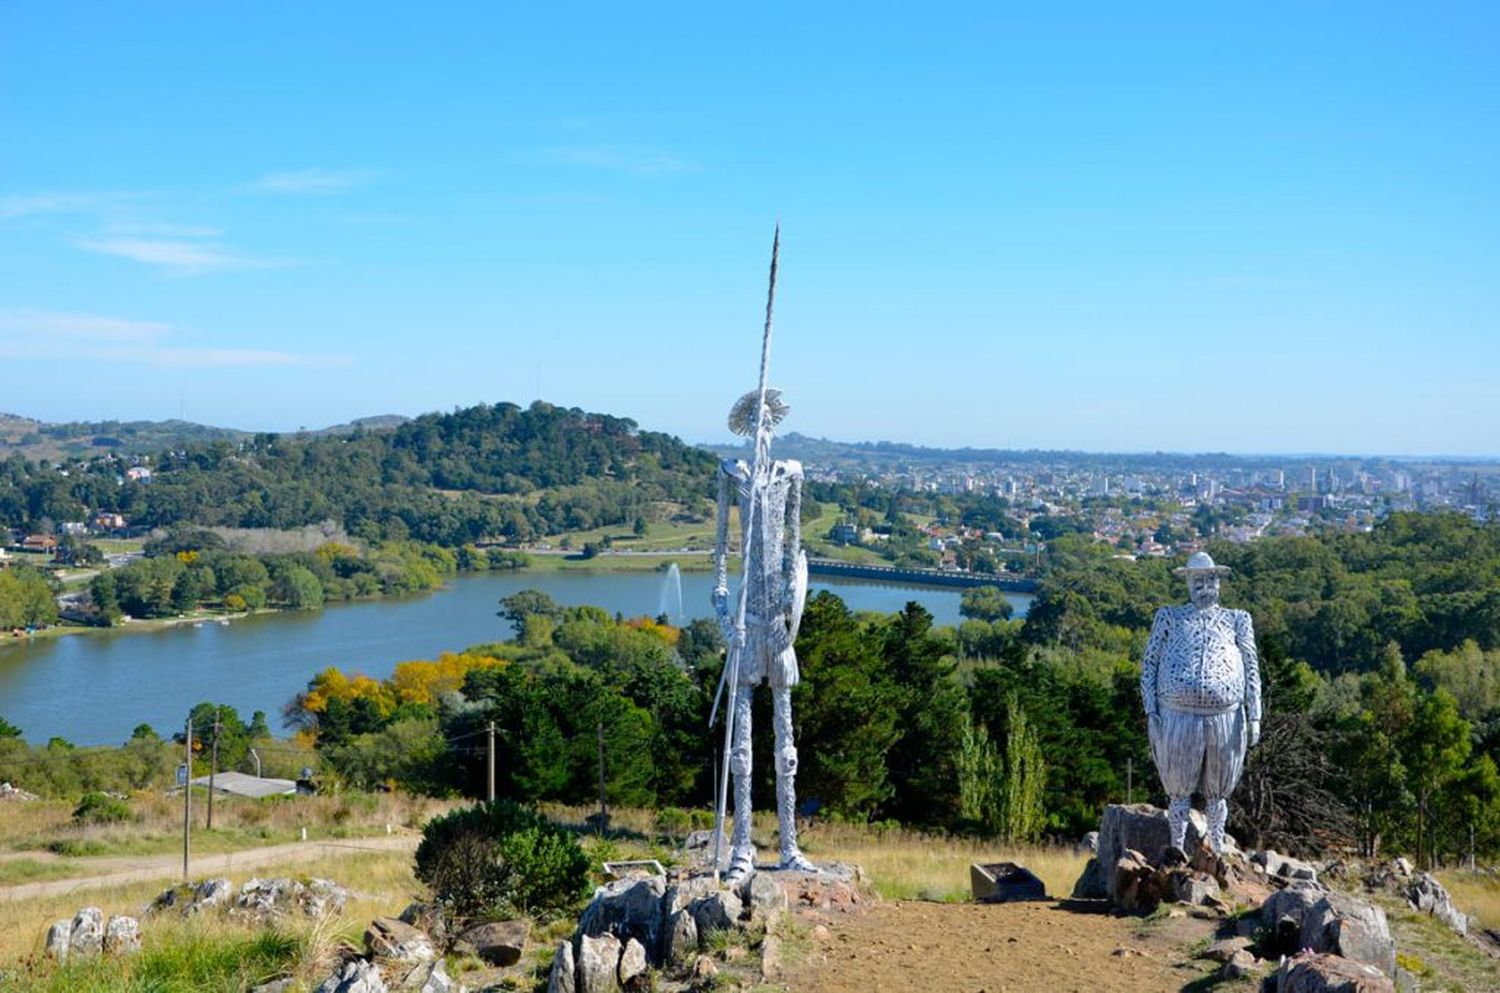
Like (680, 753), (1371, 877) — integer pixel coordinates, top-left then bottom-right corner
(0, 569), (1031, 746)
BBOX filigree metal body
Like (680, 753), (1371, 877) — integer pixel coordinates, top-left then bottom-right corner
(710, 228), (813, 882)
(1140, 552), (1263, 853)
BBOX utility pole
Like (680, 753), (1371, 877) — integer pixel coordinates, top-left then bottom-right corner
(486, 721), (496, 802)
(182, 717), (192, 881)
(596, 721), (607, 832)
(207, 713), (220, 830)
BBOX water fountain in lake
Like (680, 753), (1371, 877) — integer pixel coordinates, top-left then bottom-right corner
(658, 561), (684, 623)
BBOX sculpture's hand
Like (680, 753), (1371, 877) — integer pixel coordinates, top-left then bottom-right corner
(1249, 719), (1261, 748)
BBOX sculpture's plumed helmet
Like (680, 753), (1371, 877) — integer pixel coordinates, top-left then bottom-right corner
(1174, 551), (1232, 576)
(728, 388), (789, 437)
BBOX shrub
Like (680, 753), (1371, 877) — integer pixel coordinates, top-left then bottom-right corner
(414, 800), (589, 919)
(72, 791), (132, 824)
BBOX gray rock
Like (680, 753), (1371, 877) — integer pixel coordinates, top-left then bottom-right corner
(689, 888), (743, 937)
(365, 916), (437, 965)
(662, 909), (698, 966)
(454, 919), (529, 966)
(103, 915), (141, 955)
(304, 877), (350, 917)
(316, 959), (391, 993)
(692, 954), (717, 981)
(44, 919), (72, 962)
(740, 872), (789, 919)
(416, 960), (458, 993)
(576, 932), (622, 993)
(664, 874), (720, 913)
(1253, 849), (1319, 883)
(1174, 872), (1221, 906)
(1262, 880), (1330, 949)
(1071, 857), (1106, 899)
(69, 907), (104, 957)
(1200, 936), (1253, 962)
(1406, 871), (1469, 936)
(760, 931), (783, 982)
(1219, 948), (1257, 980)
(1393, 857), (1413, 877)
(547, 940), (576, 993)
(1081, 831), (1099, 853)
(1277, 951), (1394, 992)
(1299, 892), (1396, 977)
(151, 877), (233, 916)
(617, 937), (648, 988)
(577, 876), (667, 958)
(1095, 803), (1208, 899)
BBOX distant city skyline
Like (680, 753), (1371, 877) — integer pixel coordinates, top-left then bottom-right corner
(2, 3), (1497, 455)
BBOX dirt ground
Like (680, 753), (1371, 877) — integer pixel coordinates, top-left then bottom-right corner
(782, 899), (1216, 993)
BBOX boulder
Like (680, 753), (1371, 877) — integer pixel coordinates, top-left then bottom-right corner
(1071, 858), (1106, 899)
(1405, 872), (1469, 936)
(1262, 880), (1331, 951)
(760, 930), (783, 982)
(1393, 857), (1413, 877)
(577, 876), (667, 957)
(316, 959), (391, 993)
(1095, 803), (1209, 898)
(661, 909), (698, 966)
(44, 919), (72, 961)
(151, 877), (232, 915)
(304, 878), (350, 917)
(740, 871), (790, 919)
(454, 920), (529, 966)
(69, 907), (104, 957)
(617, 937), (648, 989)
(1252, 848), (1319, 883)
(1111, 850), (1159, 912)
(1080, 831), (1099, 853)
(691, 954), (717, 982)
(365, 917), (437, 965)
(398, 902), (449, 947)
(237, 877), (348, 920)
(547, 940), (576, 993)
(1200, 936), (1253, 963)
(1277, 951), (1395, 992)
(1220, 948), (1257, 980)
(1174, 872), (1221, 907)
(689, 888), (743, 937)
(103, 915), (141, 955)
(576, 932), (623, 993)
(413, 960), (458, 993)
(1299, 892), (1396, 977)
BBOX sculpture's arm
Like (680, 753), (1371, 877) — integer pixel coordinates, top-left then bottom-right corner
(1141, 607), (1170, 717)
(784, 465), (802, 587)
(712, 463), (733, 630)
(1237, 610), (1263, 732)
(784, 464), (808, 642)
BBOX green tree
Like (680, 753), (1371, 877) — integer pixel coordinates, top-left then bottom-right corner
(1001, 694), (1047, 843)
(959, 586), (1014, 623)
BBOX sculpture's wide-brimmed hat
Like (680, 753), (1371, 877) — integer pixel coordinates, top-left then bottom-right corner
(728, 388), (789, 436)
(1174, 551), (1232, 576)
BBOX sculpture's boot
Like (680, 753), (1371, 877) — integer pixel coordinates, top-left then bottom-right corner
(772, 688), (815, 872)
(726, 686), (756, 883)
(1167, 796), (1192, 855)
(1206, 797), (1229, 854)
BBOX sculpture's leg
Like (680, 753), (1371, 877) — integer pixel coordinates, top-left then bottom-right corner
(772, 686), (815, 872)
(1154, 709), (1205, 855)
(1167, 796), (1192, 853)
(726, 685), (756, 883)
(1201, 709), (1247, 854)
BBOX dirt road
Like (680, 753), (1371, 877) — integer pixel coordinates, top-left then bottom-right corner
(783, 898), (1213, 993)
(0, 835), (417, 903)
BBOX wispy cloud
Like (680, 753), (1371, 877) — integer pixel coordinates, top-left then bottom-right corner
(248, 168), (376, 195)
(78, 237), (280, 276)
(0, 191), (147, 220)
(535, 145), (692, 178)
(0, 309), (345, 368)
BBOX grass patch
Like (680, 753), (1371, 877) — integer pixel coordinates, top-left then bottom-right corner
(0, 861), (81, 887)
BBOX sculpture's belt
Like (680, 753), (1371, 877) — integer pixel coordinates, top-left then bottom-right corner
(1158, 698), (1241, 716)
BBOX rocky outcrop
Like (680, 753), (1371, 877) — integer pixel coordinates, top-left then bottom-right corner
(548, 940), (576, 993)
(1299, 892), (1397, 978)
(576, 932), (623, 993)
(0, 782), (38, 801)
(578, 877), (667, 956)
(365, 916), (437, 965)
(1252, 848), (1319, 883)
(237, 877), (349, 919)
(41, 908), (128, 963)
(103, 914), (141, 955)
(315, 959), (390, 993)
(150, 877), (233, 915)
(453, 919), (529, 966)
(1263, 880), (1331, 949)
(1277, 951), (1395, 992)
(1405, 871), (1470, 936)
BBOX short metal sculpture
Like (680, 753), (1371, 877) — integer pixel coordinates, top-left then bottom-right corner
(710, 227), (813, 883)
(1140, 551), (1263, 854)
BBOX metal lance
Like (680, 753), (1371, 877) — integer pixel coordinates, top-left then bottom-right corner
(712, 226), (779, 884)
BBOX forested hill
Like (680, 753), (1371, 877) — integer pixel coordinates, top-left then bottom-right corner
(0, 401), (718, 546)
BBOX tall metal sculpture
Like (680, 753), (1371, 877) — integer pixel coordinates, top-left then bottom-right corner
(1140, 551), (1263, 854)
(710, 227), (813, 883)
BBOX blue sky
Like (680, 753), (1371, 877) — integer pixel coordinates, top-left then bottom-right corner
(1, 3), (1496, 454)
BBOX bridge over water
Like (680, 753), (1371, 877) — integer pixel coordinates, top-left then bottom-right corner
(807, 557), (1038, 593)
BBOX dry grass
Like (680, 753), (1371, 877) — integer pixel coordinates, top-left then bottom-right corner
(538, 803), (1088, 903)
(3, 792), (457, 860)
(0, 849), (422, 973)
